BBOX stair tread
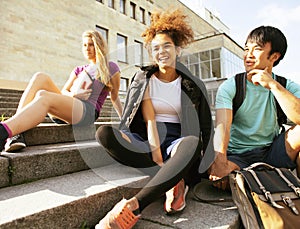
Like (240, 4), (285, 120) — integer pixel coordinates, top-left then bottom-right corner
(0, 140), (116, 186)
(0, 164), (148, 226)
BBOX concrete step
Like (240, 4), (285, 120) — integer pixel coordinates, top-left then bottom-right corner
(0, 95), (21, 102)
(0, 163), (240, 229)
(0, 88), (23, 96)
(0, 140), (116, 187)
(0, 102), (19, 108)
(135, 191), (240, 229)
(19, 122), (119, 146)
(0, 164), (149, 229)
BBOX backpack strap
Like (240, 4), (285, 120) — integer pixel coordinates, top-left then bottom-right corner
(232, 73), (287, 127)
(232, 72), (247, 117)
(275, 75), (287, 127)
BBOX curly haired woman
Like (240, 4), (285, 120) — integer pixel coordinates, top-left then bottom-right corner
(0, 30), (122, 152)
(95, 8), (213, 229)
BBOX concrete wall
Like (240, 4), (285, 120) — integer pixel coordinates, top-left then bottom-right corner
(0, 0), (240, 90)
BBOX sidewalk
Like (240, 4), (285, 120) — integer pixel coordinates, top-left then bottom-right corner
(92, 187), (240, 229)
(134, 190), (240, 229)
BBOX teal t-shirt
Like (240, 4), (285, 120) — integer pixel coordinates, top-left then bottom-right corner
(215, 73), (300, 153)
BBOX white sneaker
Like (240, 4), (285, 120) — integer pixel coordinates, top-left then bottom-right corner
(5, 134), (26, 152)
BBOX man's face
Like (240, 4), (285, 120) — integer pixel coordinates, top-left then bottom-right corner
(243, 41), (274, 72)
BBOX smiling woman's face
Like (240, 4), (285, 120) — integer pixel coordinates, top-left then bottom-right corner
(151, 33), (180, 69)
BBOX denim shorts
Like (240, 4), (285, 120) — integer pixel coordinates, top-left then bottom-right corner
(51, 100), (98, 127)
(122, 122), (181, 161)
(227, 132), (296, 170)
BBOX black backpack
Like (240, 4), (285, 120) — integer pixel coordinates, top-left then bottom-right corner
(232, 72), (287, 128)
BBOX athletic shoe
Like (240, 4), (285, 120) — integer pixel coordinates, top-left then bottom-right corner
(164, 179), (189, 214)
(5, 134), (26, 152)
(95, 199), (140, 229)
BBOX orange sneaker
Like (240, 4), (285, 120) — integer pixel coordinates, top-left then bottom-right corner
(95, 199), (140, 229)
(164, 179), (189, 215)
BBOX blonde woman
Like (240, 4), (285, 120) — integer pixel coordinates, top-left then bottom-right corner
(0, 30), (122, 152)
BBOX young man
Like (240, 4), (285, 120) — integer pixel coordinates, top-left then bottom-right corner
(210, 26), (300, 188)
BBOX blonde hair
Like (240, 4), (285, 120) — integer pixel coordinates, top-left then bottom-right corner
(82, 30), (112, 90)
(141, 8), (194, 49)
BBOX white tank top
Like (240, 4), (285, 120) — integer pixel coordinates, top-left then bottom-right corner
(149, 75), (182, 123)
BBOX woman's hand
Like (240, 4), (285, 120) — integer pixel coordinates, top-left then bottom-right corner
(73, 89), (92, 100)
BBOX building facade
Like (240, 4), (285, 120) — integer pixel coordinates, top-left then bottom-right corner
(0, 0), (244, 106)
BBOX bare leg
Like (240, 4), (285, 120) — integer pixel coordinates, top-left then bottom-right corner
(285, 125), (300, 177)
(4, 90), (84, 136)
(16, 72), (61, 113)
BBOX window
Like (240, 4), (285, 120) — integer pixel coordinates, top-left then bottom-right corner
(95, 26), (108, 43)
(108, 0), (114, 9)
(183, 48), (242, 80)
(120, 0), (126, 14)
(134, 40), (143, 66)
(221, 48), (243, 78)
(147, 12), (151, 25)
(130, 2), (136, 19)
(96, 0), (103, 3)
(117, 34), (127, 62)
(139, 7), (145, 24)
(120, 78), (128, 92)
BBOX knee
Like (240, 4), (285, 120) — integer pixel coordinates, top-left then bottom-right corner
(182, 136), (199, 147)
(174, 136), (199, 158)
(30, 72), (51, 84)
(180, 136), (200, 155)
(34, 90), (51, 107)
(35, 89), (48, 98)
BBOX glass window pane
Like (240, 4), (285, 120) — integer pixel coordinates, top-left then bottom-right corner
(120, 0), (126, 14)
(188, 53), (199, 64)
(211, 48), (220, 59)
(134, 41), (143, 66)
(201, 61), (210, 79)
(95, 26), (108, 43)
(117, 34), (127, 62)
(108, 0), (114, 8)
(200, 50), (210, 62)
(140, 7), (145, 24)
(211, 59), (221, 78)
(130, 2), (136, 19)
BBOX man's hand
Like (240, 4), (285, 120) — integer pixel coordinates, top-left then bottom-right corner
(209, 153), (240, 190)
(247, 67), (275, 89)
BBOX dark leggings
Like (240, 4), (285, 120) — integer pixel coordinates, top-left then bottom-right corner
(95, 125), (201, 211)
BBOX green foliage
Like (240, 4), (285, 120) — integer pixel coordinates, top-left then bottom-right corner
(80, 221), (90, 229)
(0, 114), (9, 122)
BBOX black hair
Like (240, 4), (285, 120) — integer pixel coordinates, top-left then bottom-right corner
(245, 26), (287, 67)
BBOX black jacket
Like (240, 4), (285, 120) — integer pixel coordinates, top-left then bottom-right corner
(119, 62), (213, 163)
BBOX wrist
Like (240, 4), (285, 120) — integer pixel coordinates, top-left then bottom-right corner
(269, 79), (281, 91)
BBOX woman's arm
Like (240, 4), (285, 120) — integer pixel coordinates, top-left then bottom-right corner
(61, 72), (77, 96)
(109, 71), (123, 119)
(61, 71), (92, 100)
(142, 86), (163, 166)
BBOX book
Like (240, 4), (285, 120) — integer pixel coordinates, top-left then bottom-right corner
(71, 64), (97, 94)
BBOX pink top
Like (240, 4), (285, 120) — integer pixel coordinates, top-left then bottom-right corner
(73, 61), (120, 112)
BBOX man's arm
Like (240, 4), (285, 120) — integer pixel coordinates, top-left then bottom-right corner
(249, 68), (300, 125)
(270, 82), (300, 125)
(209, 108), (240, 180)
